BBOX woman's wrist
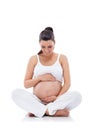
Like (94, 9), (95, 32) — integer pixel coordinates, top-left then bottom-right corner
(34, 76), (42, 84)
(36, 75), (41, 82)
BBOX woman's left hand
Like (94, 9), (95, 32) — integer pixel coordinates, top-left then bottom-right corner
(41, 96), (57, 103)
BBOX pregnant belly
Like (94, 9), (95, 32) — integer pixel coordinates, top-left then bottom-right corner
(33, 81), (62, 99)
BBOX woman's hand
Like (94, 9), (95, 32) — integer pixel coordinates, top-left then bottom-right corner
(38, 73), (56, 82)
(41, 96), (57, 103)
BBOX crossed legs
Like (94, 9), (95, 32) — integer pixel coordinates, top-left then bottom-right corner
(12, 89), (82, 118)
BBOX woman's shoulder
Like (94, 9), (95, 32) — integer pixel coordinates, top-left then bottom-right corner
(59, 54), (68, 59)
(28, 54), (38, 65)
(59, 54), (68, 63)
(29, 54), (37, 60)
(54, 52), (68, 61)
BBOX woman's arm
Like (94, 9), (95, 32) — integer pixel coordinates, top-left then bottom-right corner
(24, 55), (41, 88)
(24, 73), (56, 88)
(58, 55), (71, 96)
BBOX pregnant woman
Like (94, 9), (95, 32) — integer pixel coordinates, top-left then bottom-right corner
(12, 27), (82, 118)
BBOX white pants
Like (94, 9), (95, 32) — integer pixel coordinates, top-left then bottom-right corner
(12, 89), (82, 118)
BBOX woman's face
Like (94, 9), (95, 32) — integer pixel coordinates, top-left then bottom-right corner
(40, 40), (55, 56)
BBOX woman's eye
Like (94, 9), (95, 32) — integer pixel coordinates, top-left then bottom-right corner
(41, 46), (45, 48)
(48, 46), (52, 48)
(41, 46), (52, 49)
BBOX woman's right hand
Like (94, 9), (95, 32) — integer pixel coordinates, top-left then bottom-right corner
(41, 96), (57, 103)
(38, 73), (56, 82)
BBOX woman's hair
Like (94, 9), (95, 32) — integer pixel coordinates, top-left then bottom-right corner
(38, 27), (55, 54)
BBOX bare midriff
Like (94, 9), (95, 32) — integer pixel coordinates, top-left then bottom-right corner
(33, 81), (62, 99)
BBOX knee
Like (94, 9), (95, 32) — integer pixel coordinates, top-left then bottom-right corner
(11, 88), (23, 101)
(73, 91), (82, 104)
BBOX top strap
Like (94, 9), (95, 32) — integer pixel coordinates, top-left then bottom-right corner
(37, 55), (40, 63)
(57, 54), (60, 61)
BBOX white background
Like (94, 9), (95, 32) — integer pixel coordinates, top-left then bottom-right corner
(0, 0), (95, 129)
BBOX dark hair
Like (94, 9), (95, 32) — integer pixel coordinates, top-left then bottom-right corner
(38, 27), (55, 54)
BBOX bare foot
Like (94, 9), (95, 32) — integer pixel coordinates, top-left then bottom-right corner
(46, 109), (69, 117)
(28, 113), (35, 117)
(54, 109), (69, 117)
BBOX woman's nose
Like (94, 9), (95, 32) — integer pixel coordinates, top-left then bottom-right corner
(45, 49), (49, 53)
